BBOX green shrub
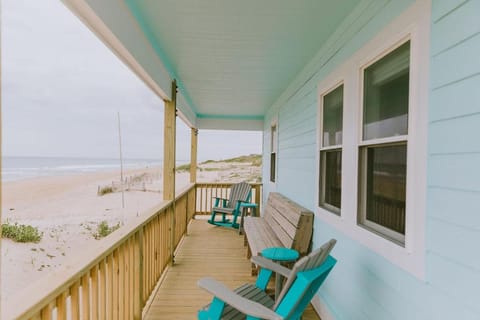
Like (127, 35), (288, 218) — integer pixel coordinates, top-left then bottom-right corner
(176, 163), (191, 172)
(94, 221), (120, 239)
(223, 154), (262, 163)
(98, 185), (114, 196)
(2, 222), (43, 243)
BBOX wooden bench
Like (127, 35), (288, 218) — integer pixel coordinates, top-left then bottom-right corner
(243, 192), (314, 263)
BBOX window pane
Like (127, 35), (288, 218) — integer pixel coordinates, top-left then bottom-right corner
(362, 144), (406, 237)
(363, 41), (410, 140)
(270, 125), (277, 183)
(270, 152), (276, 182)
(319, 150), (341, 212)
(322, 85), (343, 146)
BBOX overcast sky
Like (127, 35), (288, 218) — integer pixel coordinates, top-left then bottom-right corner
(2, 0), (262, 161)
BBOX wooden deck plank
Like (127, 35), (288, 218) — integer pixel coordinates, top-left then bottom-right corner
(143, 219), (320, 319)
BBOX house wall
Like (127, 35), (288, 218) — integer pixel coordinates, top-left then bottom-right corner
(262, 0), (480, 319)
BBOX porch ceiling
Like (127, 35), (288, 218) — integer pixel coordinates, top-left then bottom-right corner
(68, 0), (360, 129)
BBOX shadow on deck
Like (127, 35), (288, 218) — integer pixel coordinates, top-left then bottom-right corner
(143, 218), (320, 319)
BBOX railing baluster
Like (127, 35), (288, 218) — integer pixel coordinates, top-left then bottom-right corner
(99, 259), (106, 319)
(129, 237), (134, 319)
(134, 230), (143, 320)
(71, 281), (80, 320)
(112, 249), (119, 320)
(156, 215), (160, 279)
(81, 274), (90, 320)
(141, 226), (147, 302)
(90, 265), (98, 320)
(118, 244), (125, 320)
(106, 254), (113, 320)
(126, 239), (131, 319)
(145, 224), (150, 295)
(41, 302), (53, 320)
(56, 291), (67, 320)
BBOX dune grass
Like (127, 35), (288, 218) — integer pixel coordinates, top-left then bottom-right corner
(2, 222), (43, 243)
(98, 185), (114, 196)
(176, 154), (262, 172)
(176, 163), (191, 172)
(94, 221), (121, 239)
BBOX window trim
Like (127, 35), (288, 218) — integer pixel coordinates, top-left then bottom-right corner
(315, 0), (430, 280)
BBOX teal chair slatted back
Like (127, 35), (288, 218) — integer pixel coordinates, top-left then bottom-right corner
(275, 255), (336, 319)
(273, 239), (337, 319)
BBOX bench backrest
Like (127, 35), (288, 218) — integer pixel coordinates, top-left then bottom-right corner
(263, 193), (314, 256)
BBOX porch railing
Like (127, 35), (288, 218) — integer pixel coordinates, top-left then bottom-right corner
(195, 182), (262, 215)
(4, 184), (196, 320)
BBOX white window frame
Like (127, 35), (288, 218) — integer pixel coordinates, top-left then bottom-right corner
(318, 82), (344, 215)
(358, 39), (411, 245)
(315, 0), (430, 279)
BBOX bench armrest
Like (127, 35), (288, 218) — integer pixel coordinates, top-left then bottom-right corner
(251, 256), (292, 278)
(198, 277), (283, 320)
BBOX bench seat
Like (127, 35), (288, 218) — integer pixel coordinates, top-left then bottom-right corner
(244, 193), (314, 263)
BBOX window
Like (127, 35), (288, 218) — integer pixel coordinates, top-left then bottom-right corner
(358, 41), (410, 245)
(270, 124), (277, 183)
(315, 1), (429, 278)
(319, 85), (343, 214)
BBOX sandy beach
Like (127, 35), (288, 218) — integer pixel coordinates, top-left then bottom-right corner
(1, 167), (189, 302)
(1, 157), (261, 303)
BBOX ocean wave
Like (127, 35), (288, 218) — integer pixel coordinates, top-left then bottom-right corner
(2, 157), (163, 181)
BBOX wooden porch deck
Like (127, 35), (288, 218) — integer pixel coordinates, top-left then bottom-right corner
(143, 218), (321, 319)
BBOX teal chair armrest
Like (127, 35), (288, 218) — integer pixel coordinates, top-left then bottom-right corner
(251, 256), (292, 278)
(212, 196), (229, 207)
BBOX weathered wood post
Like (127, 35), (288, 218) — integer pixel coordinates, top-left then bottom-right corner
(163, 80), (176, 201)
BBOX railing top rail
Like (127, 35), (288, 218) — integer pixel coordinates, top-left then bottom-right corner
(3, 183), (196, 320)
(196, 182), (262, 187)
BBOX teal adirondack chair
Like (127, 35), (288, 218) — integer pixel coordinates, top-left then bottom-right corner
(207, 182), (252, 229)
(198, 239), (337, 320)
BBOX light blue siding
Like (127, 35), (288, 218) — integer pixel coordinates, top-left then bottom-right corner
(426, 0), (480, 317)
(429, 75), (480, 122)
(431, 0), (479, 54)
(262, 0), (480, 318)
(430, 33), (480, 89)
(428, 187), (480, 229)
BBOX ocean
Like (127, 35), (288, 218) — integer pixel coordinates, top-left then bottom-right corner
(2, 156), (165, 182)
